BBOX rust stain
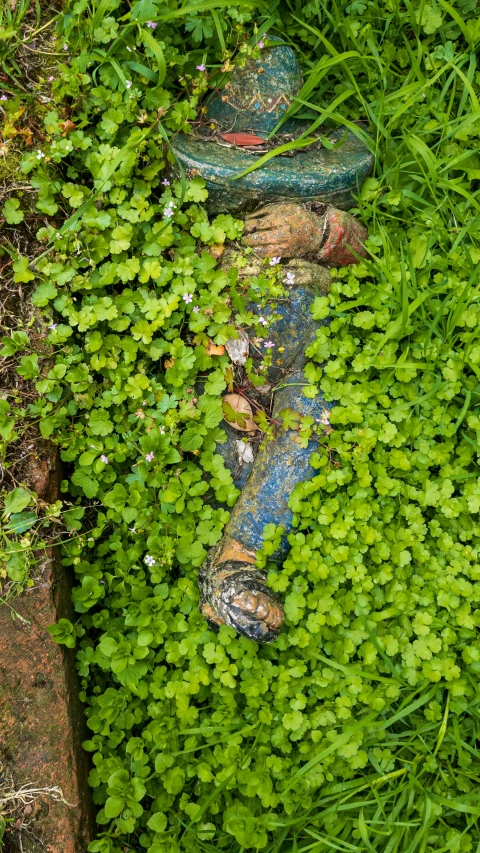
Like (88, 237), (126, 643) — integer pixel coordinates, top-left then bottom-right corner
(318, 207), (368, 267)
(214, 537), (257, 566)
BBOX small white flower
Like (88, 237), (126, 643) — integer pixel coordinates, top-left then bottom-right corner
(126, 46), (132, 52)
(36, 150), (45, 159)
(129, 526), (137, 534)
(63, 43), (68, 50)
(100, 454), (109, 464)
(269, 256), (281, 266)
(125, 80), (132, 89)
(316, 408), (331, 426)
(159, 426), (165, 434)
(48, 323), (57, 330)
(144, 554), (156, 566)
(193, 305), (200, 313)
(183, 293), (193, 304)
(145, 451), (155, 462)
(162, 178), (170, 186)
(164, 206), (174, 217)
(48, 75), (55, 82)
(285, 271), (295, 285)
(258, 316), (268, 326)
(0, 95), (8, 102)
(263, 340), (275, 349)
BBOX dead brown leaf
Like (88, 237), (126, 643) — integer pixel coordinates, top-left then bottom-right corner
(61, 119), (76, 135)
(206, 341), (225, 356)
(222, 394), (258, 432)
(209, 243), (225, 259)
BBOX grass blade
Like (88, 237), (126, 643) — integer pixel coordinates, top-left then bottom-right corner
(140, 26), (166, 86)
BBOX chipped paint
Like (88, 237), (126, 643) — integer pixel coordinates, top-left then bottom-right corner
(200, 261), (334, 642)
(318, 207), (368, 266)
(173, 130), (373, 215)
(194, 39), (372, 642)
(225, 369), (334, 557)
(171, 40), (373, 214)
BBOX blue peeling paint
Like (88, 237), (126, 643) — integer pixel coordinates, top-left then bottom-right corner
(225, 370), (333, 556)
(218, 276), (334, 546)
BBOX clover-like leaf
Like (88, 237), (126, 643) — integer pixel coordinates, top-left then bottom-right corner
(2, 198), (24, 224)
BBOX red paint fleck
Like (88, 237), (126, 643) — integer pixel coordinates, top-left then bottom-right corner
(220, 133), (266, 146)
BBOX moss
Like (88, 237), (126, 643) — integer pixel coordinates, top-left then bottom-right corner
(0, 146), (23, 184)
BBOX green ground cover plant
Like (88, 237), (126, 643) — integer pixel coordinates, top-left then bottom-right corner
(2, 0), (480, 850)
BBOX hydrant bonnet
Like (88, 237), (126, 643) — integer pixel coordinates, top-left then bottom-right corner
(171, 38), (374, 214)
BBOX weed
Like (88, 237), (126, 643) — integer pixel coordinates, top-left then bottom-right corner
(2, 0), (480, 851)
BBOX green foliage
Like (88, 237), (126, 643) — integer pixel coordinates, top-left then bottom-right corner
(3, 0), (480, 849)
(47, 618), (79, 648)
(0, 483), (64, 588)
(1, 197), (24, 224)
(0, 331), (29, 357)
(2, 487), (32, 516)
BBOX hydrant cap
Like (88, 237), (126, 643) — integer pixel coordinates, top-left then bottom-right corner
(206, 37), (304, 136)
(171, 38), (374, 214)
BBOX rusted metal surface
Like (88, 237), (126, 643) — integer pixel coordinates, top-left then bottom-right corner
(318, 207), (368, 266)
(242, 202), (368, 265)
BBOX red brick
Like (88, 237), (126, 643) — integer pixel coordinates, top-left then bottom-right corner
(0, 450), (92, 852)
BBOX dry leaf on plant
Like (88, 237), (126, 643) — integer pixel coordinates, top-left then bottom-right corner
(222, 394), (258, 432)
(206, 341), (225, 356)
